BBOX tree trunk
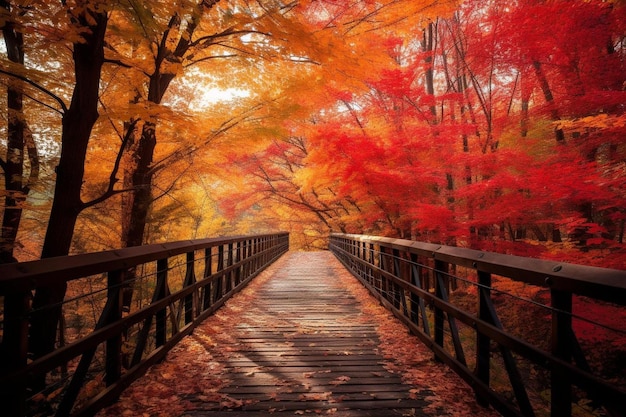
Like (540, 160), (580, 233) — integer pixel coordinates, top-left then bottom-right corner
(0, 0), (28, 264)
(29, 6), (108, 385)
(120, 8), (198, 250)
(532, 60), (565, 143)
(123, 122), (157, 247)
(423, 22), (437, 121)
(520, 69), (531, 138)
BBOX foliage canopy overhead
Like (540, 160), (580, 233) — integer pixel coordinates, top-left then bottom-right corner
(0, 0), (624, 268)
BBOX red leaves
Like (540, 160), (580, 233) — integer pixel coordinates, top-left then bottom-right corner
(213, 0), (626, 266)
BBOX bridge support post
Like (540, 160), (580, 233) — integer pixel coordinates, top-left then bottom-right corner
(184, 252), (196, 324)
(434, 260), (447, 350)
(155, 258), (169, 347)
(551, 289), (572, 417)
(475, 270), (492, 407)
(105, 269), (123, 385)
(0, 290), (29, 417)
(202, 247), (213, 310)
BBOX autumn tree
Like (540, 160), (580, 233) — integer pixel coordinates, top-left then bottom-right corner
(0, 0), (39, 264)
(101, 0), (321, 251)
(220, 0), (625, 266)
(454, 0), (626, 253)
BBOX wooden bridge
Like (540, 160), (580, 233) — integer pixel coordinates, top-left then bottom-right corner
(100, 251), (482, 417)
(1, 233), (625, 417)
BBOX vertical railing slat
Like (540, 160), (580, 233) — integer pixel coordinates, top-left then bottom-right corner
(235, 242), (242, 286)
(551, 289), (573, 417)
(434, 259), (446, 349)
(475, 270), (492, 406)
(434, 260), (467, 366)
(409, 254), (430, 336)
(155, 258), (170, 347)
(216, 245), (224, 300)
(184, 252), (196, 324)
(202, 247), (213, 310)
(0, 290), (30, 417)
(105, 269), (124, 386)
(227, 243), (234, 291)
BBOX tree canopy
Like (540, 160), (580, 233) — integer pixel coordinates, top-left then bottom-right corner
(1, 0), (625, 268)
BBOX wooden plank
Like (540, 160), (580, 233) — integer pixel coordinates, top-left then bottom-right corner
(220, 384), (414, 395)
(184, 411), (420, 417)
(184, 399), (429, 413)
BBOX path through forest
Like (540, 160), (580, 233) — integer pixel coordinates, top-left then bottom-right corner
(98, 251), (499, 417)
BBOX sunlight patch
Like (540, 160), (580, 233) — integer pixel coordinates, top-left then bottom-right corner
(199, 87), (250, 105)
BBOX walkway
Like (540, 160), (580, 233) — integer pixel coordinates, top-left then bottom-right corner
(98, 252), (497, 417)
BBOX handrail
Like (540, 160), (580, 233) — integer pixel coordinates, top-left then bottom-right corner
(329, 233), (626, 417)
(0, 233), (289, 416)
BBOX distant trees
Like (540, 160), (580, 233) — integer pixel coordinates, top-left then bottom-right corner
(0, 0), (35, 263)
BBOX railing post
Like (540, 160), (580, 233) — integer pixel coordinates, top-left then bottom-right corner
(202, 247), (213, 310)
(375, 244), (383, 293)
(244, 239), (251, 278)
(380, 246), (390, 302)
(366, 242), (375, 286)
(359, 241), (366, 279)
(252, 238), (258, 270)
(105, 270), (124, 386)
(475, 270), (492, 406)
(155, 258), (169, 347)
(409, 253), (430, 336)
(217, 245), (225, 299)
(392, 248), (402, 308)
(0, 289), (30, 417)
(260, 237), (266, 266)
(227, 243), (234, 291)
(434, 259), (447, 349)
(235, 242), (242, 285)
(551, 289), (573, 416)
(184, 252), (196, 324)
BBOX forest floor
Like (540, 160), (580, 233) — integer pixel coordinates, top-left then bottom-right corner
(97, 251), (500, 417)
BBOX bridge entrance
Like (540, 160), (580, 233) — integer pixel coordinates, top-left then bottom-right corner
(99, 251), (494, 417)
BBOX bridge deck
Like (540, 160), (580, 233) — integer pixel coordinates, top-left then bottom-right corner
(99, 251), (496, 417)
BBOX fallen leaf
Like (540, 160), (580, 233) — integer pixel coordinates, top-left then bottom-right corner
(330, 375), (351, 385)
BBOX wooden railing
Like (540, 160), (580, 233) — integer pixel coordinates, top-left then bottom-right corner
(329, 233), (626, 417)
(0, 232), (289, 416)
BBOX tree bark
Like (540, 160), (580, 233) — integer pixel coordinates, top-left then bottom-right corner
(123, 122), (157, 247)
(520, 69), (531, 138)
(0, 0), (29, 264)
(423, 22), (437, 121)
